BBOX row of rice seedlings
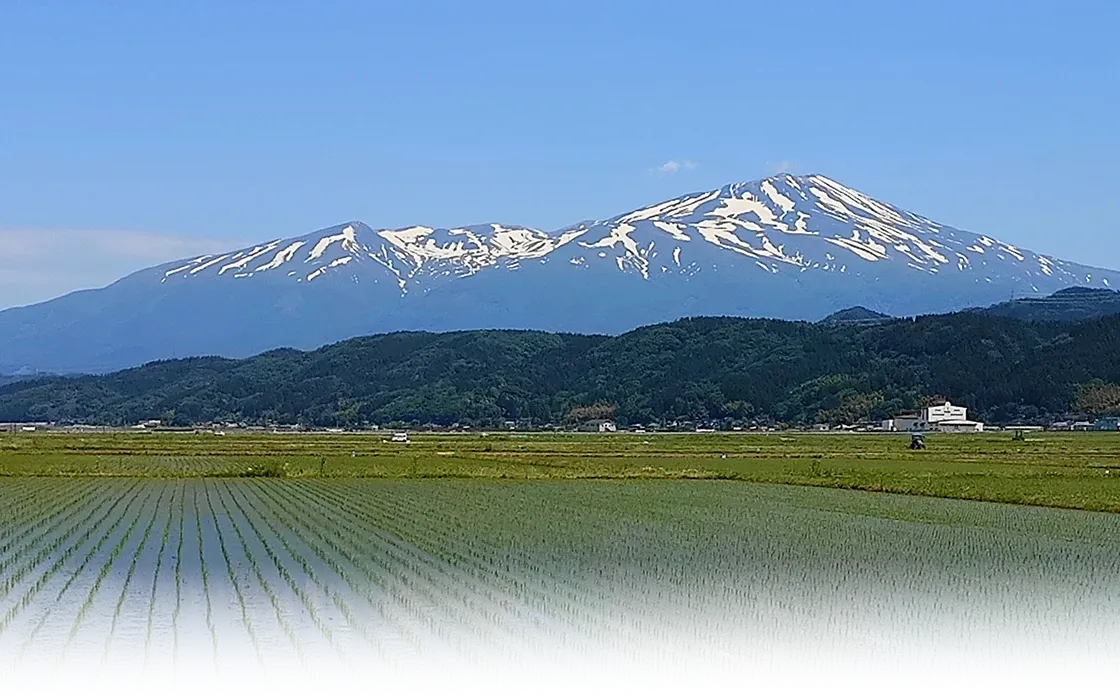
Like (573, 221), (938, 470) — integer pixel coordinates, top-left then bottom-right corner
(170, 480), (187, 666)
(304, 479), (640, 689)
(313, 483), (672, 694)
(436, 479), (1120, 694)
(199, 483), (266, 667)
(340, 483), (806, 689)
(356, 486), (627, 654)
(97, 484), (173, 669)
(358, 483), (752, 689)
(441, 488), (837, 689)
(191, 483), (220, 665)
(0, 479), (114, 600)
(8, 480), (149, 663)
(0, 479), (106, 566)
(217, 479), (394, 694)
(142, 481), (184, 672)
(452, 486), (846, 694)
(259, 479), (501, 689)
(0, 479), (110, 545)
(362, 488), (645, 654)
(249, 479), (427, 654)
(211, 483), (378, 694)
(30, 483), (157, 694)
(313, 483), (560, 689)
(443, 486), (770, 676)
(0, 483), (146, 685)
(201, 482), (305, 669)
(306, 479), (586, 689)
(256, 479), (488, 694)
(246, 479), (468, 694)
(2, 476), (87, 507)
(272, 479), (551, 694)
(0, 481), (34, 531)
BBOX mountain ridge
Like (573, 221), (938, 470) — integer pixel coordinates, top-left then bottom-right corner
(1, 173), (1114, 374)
(979, 286), (1120, 322)
(2, 310), (1118, 428)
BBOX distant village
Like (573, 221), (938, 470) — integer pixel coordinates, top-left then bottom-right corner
(3, 401), (1118, 436)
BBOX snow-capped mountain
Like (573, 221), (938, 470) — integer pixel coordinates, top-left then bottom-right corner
(0, 174), (1113, 373)
(163, 174), (1107, 294)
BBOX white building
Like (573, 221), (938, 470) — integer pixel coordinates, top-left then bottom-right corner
(922, 402), (968, 424)
(934, 418), (985, 433)
(885, 402), (983, 433)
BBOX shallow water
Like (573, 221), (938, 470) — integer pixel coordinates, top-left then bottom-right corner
(1, 478), (1118, 697)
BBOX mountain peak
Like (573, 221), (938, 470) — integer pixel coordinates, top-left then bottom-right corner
(2, 177), (1116, 374)
(157, 173), (1113, 313)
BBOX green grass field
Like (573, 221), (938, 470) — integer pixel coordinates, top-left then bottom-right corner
(2, 430), (1120, 513)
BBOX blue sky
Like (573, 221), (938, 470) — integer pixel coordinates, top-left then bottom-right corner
(1, 0), (1117, 307)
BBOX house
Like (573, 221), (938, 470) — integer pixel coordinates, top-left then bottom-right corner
(578, 419), (617, 433)
(1072, 421), (1095, 432)
(1094, 417), (1120, 431)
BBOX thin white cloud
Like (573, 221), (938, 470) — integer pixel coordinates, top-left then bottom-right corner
(0, 228), (245, 310)
(653, 160), (698, 175)
(767, 159), (799, 175)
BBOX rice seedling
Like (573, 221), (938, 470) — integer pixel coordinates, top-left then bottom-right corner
(171, 480), (187, 667)
(215, 483), (380, 694)
(0, 482), (128, 604)
(205, 482), (305, 667)
(142, 480), (181, 672)
(245, 477), (459, 689)
(8, 481), (147, 661)
(220, 479), (392, 694)
(200, 483), (265, 666)
(2, 477), (1120, 683)
(30, 483), (157, 694)
(191, 484), (219, 665)
(99, 485), (169, 668)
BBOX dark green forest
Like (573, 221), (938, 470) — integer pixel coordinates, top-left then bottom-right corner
(2, 309), (1119, 428)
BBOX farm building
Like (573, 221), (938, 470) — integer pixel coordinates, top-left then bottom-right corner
(1094, 417), (1119, 431)
(881, 414), (921, 432)
(922, 402), (969, 424)
(884, 402), (982, 433)
(933, 419), (985, 434)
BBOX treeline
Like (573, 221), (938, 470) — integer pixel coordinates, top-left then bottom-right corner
(1, 311), (1119, 427)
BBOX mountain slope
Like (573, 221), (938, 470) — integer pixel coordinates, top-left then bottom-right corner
(2, 312), (1119, 427)
(0, 174), (1113, 373)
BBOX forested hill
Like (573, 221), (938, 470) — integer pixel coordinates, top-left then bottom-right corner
(1, 312), (1119, 428)
(981, 287), (1120, 322)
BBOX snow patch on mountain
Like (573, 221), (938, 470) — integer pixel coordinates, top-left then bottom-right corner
(158, 174), (1112, 296)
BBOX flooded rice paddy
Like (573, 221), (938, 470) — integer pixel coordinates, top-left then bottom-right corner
(2, 478), (1119, 697)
